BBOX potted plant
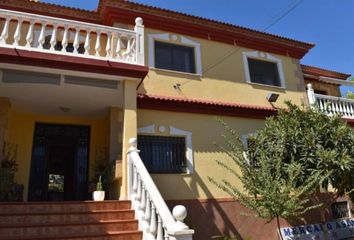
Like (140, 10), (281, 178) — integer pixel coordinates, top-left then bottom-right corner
(92, 176), (105, 201)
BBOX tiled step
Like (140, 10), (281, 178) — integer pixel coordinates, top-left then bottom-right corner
(0, 230), (142, 240)
(0, 209), (135, 226)
(0, 220), (139, 238)
(0, 200), (131, 215)
(0, 200), (141, 240)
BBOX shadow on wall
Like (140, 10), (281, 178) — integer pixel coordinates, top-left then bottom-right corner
(166, 170), (342, 240)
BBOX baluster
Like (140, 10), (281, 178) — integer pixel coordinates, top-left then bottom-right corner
(84, 30), (91, 55)
(50, 24), (58, 51)
(150, 204), (157, 237)
(144, 194), (151, 221)
(136, 175), (142, 201)
(115, 34), (122, 58)
(14, 18), (23, 46)
(61, 25), (69, 53)
(26, 20), (35, 47)
(157, 214), (163, 240)
(124, 36), (132, 59)
(95, 31), (101, 57)
(318, 99), (324, 112)
(163, 225), (169, 240)
(132, 166), (138, 193)
(338, 101), (344, 115)
(0, 17), (11, 45)
(106, 32), (112, 58)
(73, 27), (80, 54)
(164, 225), (169, 240)
(343, 102), (349, 117)
(38, 21), (46, 49)
(140, 185), (146, 211)
(334, 101), (339, 115)
(129, 38), (136, 61)
(349, 103), (354, 117)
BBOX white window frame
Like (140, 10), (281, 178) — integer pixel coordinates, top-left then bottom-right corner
(137, 124), (194, 174)
(242, 51), (286, 88)
(148, 33), (202, 75)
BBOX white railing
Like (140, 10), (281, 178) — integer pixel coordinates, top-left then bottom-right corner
(127, 138), (194, 240)
(307, 83), (354, 118)
(0, 8), (144, 65)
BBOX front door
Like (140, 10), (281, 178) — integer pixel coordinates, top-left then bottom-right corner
(28, 123), (90, 201)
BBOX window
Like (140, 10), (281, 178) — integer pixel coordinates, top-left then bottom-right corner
(331, 201), (350, 219)
(148, 33), (202, 75)
(248, 58), (280, 86)
(138, 135), (187, 173)
(243, 51), (285, 87)
(137, 124), (194, 174)
(154, 41), (196, 74)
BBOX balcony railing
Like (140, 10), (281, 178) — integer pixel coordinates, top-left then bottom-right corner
(0, 8), (144, 65)
(307, 84), (354, 118)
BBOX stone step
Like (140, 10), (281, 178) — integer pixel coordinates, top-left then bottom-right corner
(0, 230), (142, 240)
(0, 220), (139, 239)
(0, 209), (135, 226)
(0, 200), (131, 215)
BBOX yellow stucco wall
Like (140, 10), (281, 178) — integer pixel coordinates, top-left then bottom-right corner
(139, 28), (308, 108)
(137, 109), (265, 200)
(6, 110), (109, 201)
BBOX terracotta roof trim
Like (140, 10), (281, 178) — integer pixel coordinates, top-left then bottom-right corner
(301, 64), (351, 80)
(106, 0), (314, 48)
(137, 93), (277, 112)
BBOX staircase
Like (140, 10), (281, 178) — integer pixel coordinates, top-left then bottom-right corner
(0, 200), (142, 240)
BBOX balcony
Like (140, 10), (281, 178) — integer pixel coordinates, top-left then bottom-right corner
(307, 84), (354, 119)
(0, 8), (144, 66)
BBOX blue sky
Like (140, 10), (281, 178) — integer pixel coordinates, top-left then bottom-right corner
(43, 0), (354, 95)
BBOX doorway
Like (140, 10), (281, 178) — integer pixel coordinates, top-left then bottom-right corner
(28, 123), (90, 201)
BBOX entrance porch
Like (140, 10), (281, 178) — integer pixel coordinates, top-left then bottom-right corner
(0, 64), (140, 201)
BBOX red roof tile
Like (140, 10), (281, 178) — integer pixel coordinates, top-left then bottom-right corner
(137, 93), (277, 119)
(301, 64), (351, 80)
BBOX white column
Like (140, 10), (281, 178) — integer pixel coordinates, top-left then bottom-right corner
(134, 17), (145, 65)
(307, 83), (316, 107)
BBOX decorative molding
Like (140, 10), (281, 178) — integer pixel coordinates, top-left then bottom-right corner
(137, 124), (194, 174)
(148, 33), (202, 75)
(137, 124), (156, 134)
(242, 51), (286, 88)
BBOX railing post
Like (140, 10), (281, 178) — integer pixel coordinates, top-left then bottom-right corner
(128, 138), (139, 199)
(134, 17), (145, 65)
(307, 83), (316, 107)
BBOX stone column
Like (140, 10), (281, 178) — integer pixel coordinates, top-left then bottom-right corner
(120, 80), (137, 199)
(0, 98), (11, 162)
(108, 107), (123, 162)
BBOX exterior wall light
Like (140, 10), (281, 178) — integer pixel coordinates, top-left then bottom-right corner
(266, 93), (280, 103)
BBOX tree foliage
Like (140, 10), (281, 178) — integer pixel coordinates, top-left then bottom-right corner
(209, 102), (354, 236)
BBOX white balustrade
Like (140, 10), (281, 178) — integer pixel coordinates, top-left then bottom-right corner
(0, 8), (144, 65)
(128, 138), (194, 240)
(307, 83), (354, 118)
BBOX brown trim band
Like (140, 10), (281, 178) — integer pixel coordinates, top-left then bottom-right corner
(0, 47), (149, 79)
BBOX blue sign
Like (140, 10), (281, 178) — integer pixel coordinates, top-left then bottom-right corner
(280, 219), (354, 240)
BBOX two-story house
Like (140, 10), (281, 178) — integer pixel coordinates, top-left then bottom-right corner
(0, 1), (352, 240)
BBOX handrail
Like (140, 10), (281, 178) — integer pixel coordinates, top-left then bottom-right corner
(307, 83), (354, 118)
(0, 8), (144, 65)
(127, 138), (194, 240)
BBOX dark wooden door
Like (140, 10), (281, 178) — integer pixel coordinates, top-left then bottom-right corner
(28, 123), (90, 201)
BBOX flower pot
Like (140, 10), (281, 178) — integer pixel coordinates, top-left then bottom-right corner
(93, 190), (105, 201)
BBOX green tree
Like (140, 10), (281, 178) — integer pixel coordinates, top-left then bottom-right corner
(210, 102), (354, 240)
(346, 91), (354, 99)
